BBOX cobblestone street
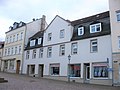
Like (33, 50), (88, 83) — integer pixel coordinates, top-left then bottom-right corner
(0, 72), (120, 90)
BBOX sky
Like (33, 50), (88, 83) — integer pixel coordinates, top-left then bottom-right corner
(0, 0), (109, 41)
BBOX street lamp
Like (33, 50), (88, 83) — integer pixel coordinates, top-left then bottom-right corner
(68, 55), (71, 82)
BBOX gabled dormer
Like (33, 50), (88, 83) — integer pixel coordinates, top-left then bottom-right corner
(71, 11), (111, 41)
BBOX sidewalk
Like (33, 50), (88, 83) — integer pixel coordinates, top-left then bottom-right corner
(0, 72), (119, 90)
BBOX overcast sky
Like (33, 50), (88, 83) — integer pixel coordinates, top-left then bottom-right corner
(0, 0), (109, 41)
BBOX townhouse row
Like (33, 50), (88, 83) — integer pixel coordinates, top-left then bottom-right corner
(0, 0), (120, 86)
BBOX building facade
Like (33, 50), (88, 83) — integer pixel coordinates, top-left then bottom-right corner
(1, 15), (47, 74)
(109, 0), (120, 85)
(23, 12), (113, 85)
(0, 42), (4, 71)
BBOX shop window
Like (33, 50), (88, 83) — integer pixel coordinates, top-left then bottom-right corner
(50, 64), (60, 75)
(69, 64), (81, 77)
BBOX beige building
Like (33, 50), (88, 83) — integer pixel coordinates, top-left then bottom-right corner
(1, 15), (47, 74)
(109, 0), (120, 85)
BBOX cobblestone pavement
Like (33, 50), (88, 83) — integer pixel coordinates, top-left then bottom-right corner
(0, 72), (120, 90)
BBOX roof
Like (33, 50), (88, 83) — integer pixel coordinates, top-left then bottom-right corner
(71, 11), (111, 41)
(71, 11), (109, 26)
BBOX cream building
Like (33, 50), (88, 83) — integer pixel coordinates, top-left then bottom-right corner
(109, 0), (120, 85)
(1, 15), (47, 74)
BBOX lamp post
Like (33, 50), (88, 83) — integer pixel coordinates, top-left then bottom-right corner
(68, 55), (71, 82)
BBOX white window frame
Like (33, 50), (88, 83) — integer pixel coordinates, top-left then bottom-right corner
(30, 40), (36, 46)
(11, 47), (14, 55)
(116, 10), (120, 22)
(8, 48), (10, 55)
(38, 38), (42, 45)
(60, 45), (65, 56)
(90, 39), (98, 53)
(39, 48), (43, 58)
(48, 33), (52, 41)
(15, 46), (17, 54)
(71, 43), (78, 54)
(118, 36), (120, 49)
(19, 46), (21, 54)
(13, 35), (15, 42)
(90, 23), (101, 33)
(60, 29), (65, 38)
(78, 27), (84, 36)
(20, 32), (23, 40)
(47, 47), (52, 58)
(26, 51), (30, 59)
(32, 49), (36, 59)
(9, 60), (14, 70)
(16, 34), (19, 41)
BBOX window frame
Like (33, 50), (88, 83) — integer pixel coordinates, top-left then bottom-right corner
(116, 10), (120, 22)
(32, 49), (36, 59)
(47, 47), (52, 58)
(39, 48), (43, 58)
(26, 51), (30, 59)
(48, 33), (52, 41)
(30, 40), (36, 47)
(50, 64), (60, 76)
(38, 38), (42, 45)
(90, 39), (98, 53)
(78, 27), (84, 36)
(59, 45), (65, 56)
(71, 43), (78, 55)
(90, 23), (102, 33)
(60, 29), (65, 38)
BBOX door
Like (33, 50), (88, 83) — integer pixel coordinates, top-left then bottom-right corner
(16, 60), (21, 74)
(86, 66), (90, 80)
(38, 64), (44, 77)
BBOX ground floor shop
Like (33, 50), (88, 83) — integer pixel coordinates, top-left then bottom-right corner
(1, 58), (21, 74)
(23, 61), (112, 85)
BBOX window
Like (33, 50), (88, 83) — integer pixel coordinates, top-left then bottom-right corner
(50, 64), (60, 75)
(13, 35), (15, 42)
(118, 36), (120, 49)
(8, 48), (10, 55)
(38, 38), (42, 45)
(15, 46), (17, 54)
(11, 47), (14, 55)
(93, 63), (108, 78)
(90, 40), (98, 52)
(30, 40), (36, 46)
(39, 48), (43, 58)
(60, 29), (64, 38)
(48, 33), (52, 41)
(6, 37), (8, 43)
(26, 51), (30, 59)
(69, 64), (81, 77)
(10, 36), (12, 43)
(71, 43), (78, 54)
(19, 46), (21, 54)
(32, 49), (36, 59)
(116, 10), (120, 22)
(9, 60), (14, 70)
(5, 49), (7, 56)
(78, 27), (84, 36)
(47, 47), (52, 58)
(60, 45), (65, 56)
(20, 32), (23, 40)
(16, 34), (19, 41)
(90, 23), (101, 33)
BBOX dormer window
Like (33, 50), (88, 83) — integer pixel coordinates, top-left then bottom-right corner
(30, 40), (36, 46)
(13, 22), (18, 29)
(9, 26), (13, 30)
(38, 38), (42, 45)
(90, 23), (101, 33)
(78, 27), (84, 36)
(19, 22), (23, 27)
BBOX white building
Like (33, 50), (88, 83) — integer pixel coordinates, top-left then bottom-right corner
(1, 15), (47, 74)
(23, 11), (113, 85)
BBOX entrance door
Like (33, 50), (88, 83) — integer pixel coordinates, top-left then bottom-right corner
(86, 66), (90, 80)
(38, 64), (44, 77)
(16, 60), (21, 74)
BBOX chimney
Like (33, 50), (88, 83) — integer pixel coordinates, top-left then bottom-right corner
(40, 15), (46, 31)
